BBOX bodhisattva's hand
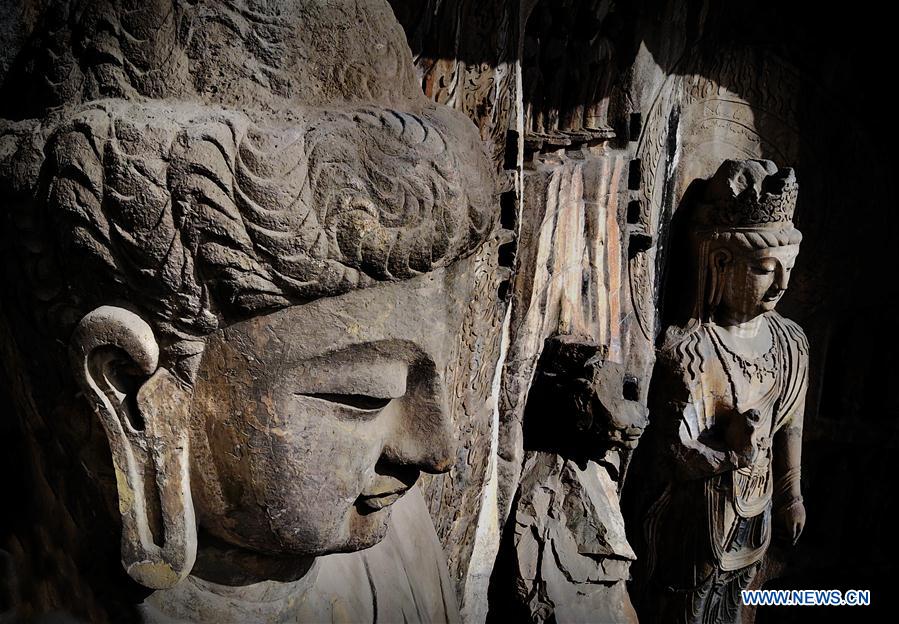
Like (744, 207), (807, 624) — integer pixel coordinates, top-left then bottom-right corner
(724, 408), (763, 468)
(775, 498), (806, 546)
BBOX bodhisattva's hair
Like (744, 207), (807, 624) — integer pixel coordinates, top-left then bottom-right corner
(707, 227), (803, 251)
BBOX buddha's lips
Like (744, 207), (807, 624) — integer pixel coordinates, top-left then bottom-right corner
(356, 486), (411, 511)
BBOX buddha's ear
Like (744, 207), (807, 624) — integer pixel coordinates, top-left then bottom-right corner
(69, 306), (196, 589)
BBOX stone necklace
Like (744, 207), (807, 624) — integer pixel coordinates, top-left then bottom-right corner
(708, 319), (780, 480)
(708, 319), (778, 388)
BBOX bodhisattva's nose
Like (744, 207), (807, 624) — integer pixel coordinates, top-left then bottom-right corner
(381, 361), (455, 474)
(775, 263), (791, 292)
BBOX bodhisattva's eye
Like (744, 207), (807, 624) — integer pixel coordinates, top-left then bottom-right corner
(751, 260), (777, 275)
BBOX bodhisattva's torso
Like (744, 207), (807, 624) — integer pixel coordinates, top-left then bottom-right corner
(654, 311), (808, 574)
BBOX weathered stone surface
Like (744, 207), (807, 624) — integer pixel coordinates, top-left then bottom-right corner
(497, 154), (631, 516)
(488, 145), (650, 622)
(492, 452), (636, 624)
(2, 2), (895, 623)
(390, 0), (519, 171)
(0, 1), (499, 621)
(387, 5), (519, 608)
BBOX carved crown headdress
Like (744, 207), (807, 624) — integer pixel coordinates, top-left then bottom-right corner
(682, 159), (802, 329)
(694, 159), (798, 231)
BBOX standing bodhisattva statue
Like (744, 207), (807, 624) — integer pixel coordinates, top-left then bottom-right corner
(639, 160), (808, 624)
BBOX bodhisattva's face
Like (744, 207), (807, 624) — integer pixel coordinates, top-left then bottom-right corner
(188, 257), (472, 558)
(719, 243), (800, 322)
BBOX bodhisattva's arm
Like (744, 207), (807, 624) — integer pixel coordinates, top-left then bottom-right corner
(772, 396), (806, 544)
(650, 354), (748, 481)
(772, 399), (804, 506)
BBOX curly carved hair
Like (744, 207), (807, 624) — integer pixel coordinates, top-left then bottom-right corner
(0, 100), (496, 366)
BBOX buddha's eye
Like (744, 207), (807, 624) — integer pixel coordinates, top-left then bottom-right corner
(750, 265), (775, 275)
(311, 393), (391, 410)
(290, 356), (407, 417)
(297, 392), (393, 414)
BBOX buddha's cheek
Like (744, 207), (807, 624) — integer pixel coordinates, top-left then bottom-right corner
(266, 413), (387, 554)
(239, 410), (388, 555)
(193, 393), (389, 556)
(745, 278), (772, 312)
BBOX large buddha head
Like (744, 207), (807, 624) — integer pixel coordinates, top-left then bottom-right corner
(0, 0), (496, 601)
(689, 159), (802, 325)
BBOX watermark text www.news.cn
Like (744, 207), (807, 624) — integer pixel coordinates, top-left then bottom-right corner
(742, 589), (871, 607)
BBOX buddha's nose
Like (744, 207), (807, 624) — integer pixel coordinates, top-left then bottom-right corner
(381, 362), (455, 474)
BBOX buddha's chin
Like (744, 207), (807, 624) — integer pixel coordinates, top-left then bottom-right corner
(334, 505), (394, 553)
(203, 505), (395, 563)
(761, 291), (785, 310)
(747, 298), (779, 316)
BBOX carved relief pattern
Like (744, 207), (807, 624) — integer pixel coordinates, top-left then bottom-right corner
(631, 78), (676, 343)
(521, 0), (618, 150)
(399, 0), (518, 171)
(420, 233), (505, 587)
(390, 0), (517, 586)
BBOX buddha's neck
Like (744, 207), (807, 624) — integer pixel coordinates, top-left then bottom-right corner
(191, 530), (317, 585)
(140, 534), (319, 622)
(140, 560), (321, 623)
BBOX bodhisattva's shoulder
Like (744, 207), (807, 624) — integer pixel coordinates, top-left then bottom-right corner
(766, 311), (809, 352)
(649, 325), (709, 410)
(656, 323), (710, 379)
(659, 323), (706, 355)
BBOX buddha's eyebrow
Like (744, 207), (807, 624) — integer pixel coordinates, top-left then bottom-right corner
(285, 338), (429, 368)
(284, 341), (421, 399)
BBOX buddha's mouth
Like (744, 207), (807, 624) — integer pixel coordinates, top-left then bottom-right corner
(762, 290), (784, 302)
(355, 463), (419, 514)
(355, 486), (411, 514)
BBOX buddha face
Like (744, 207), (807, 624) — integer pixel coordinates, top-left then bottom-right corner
(188, 257), (471, 558)
(718, 243), (800, 322)
(0, 0), (499, 596)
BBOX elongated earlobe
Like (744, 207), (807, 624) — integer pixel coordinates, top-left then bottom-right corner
(69, 306), (196, 589)
(707, 248), (732, 312)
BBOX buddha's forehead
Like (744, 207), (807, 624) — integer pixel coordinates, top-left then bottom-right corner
(214, 254), (476, 369)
